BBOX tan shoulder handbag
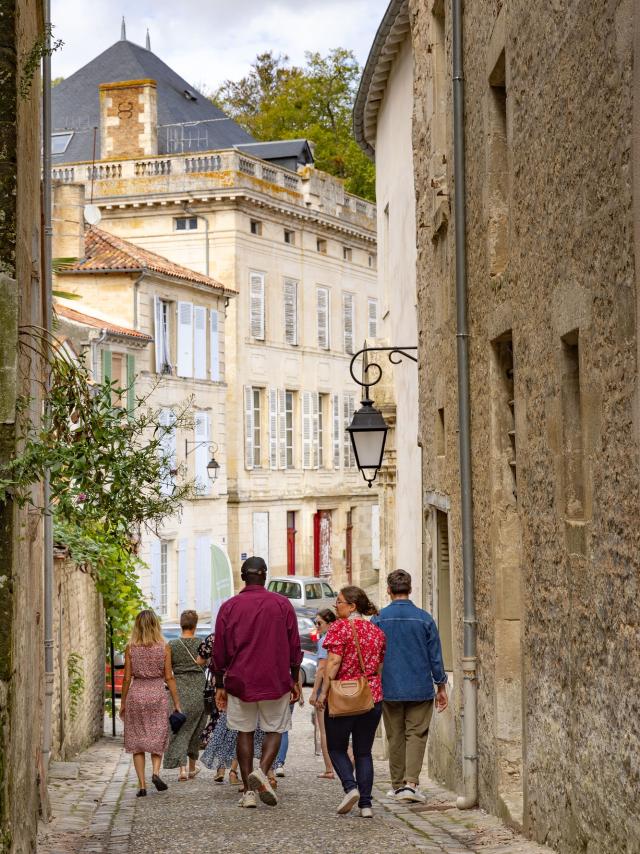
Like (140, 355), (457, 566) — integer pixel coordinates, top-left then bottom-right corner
(327, 620), (375, 717)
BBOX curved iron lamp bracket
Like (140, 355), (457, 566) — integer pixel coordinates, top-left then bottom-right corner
(349, 345), (418, 398)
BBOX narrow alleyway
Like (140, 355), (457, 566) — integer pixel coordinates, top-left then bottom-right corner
(39, 693), (554, 854)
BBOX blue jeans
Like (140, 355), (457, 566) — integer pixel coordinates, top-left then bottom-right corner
(274, 703), (295, 768)
(325, 702), (383, 808)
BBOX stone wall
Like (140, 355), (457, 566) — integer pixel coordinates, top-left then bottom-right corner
(50, 556), (105, 761)
(410, 1), (639, 852)
(0, 1), (45, 852)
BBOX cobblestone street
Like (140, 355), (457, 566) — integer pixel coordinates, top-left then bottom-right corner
(38, 696), (553, 854)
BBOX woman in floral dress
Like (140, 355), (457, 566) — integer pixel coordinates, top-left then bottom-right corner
(120, 610), (182, 797)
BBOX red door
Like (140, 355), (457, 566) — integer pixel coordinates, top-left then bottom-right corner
(346, 510), (353, 585)
(287, 511), (296, 575)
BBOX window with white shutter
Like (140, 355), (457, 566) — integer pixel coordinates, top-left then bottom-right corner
(343, 292), (355, 355)
(343, 393), (356, 468)
(317, 287), (330, 350)
(160, 541), (169, 615)
(195, 534), (212, 613)
(177, 538), (188, 613)
(159, 408), (177, 495)
(252, 389), (262, 467)
(368, 298), (379, 338)
(244, 386), (254, 470)
(150, 539), (162, 609)
(210, 309), (220, 381)
(194, 306), (207, 380)
(332, 394), (341, 469)
(194, 412), (210, 495)
(278, 389), (287, 469)
(312, 392), (320, 469)
(154, 296), (172, 374)
(250, 272), (265, 340)
(284, 279), (298, 345)
(177, 301), (194, 377)
(285, 391), (294, 469)
(302, 391), (313, 469)
(269, 388), (278, 470)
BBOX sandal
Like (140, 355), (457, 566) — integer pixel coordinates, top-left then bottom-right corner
(228, 769), (239, 786)
(214, 768), (225, 783)
(178, 770), (188, 782)
(317, 771), (335, 779)
(188, 766), (201, 780)
(268, 775), (278, 790)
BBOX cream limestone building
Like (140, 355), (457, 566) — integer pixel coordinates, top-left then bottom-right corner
(51, 31), (380, 595)
(53, 182), (234, 626)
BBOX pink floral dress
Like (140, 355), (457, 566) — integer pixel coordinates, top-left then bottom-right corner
(124, 643), (169, 755)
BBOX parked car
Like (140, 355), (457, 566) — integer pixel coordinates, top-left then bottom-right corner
(300, 651), (318, 686)
(267, 576), (338, 611)
(104, 656), (125, 697)
(295, 607), (320, 654)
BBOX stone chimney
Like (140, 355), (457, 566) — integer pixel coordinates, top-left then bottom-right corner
(99, 79), (158, 159)
(52, 183), (85, 260)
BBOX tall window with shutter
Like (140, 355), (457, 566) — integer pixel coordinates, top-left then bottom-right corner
(368, 298), (379, 338)
(126, 354), (136, 413)
(343, 292), (355, 355)
(195, 534), (212, 613)
(317, 287), (330, 350)
(285, 391), (294, 469)
(312, 392), (320, 468)
(159, 408), (177, 495)
(283, 279), (298, 345)
(332, 394), (341, 469)
(177, 538), (188, 614)
(210, 309), (220, 381)
(252, 389), (262, 467)
(153, 296), (173, 374)
(149, 539), (162, 609)
(250, 272), (265, 340)
(177, 301), (194, 377)
(194, 412), (210, 495)
(244, 387), (254, 470)
(160, 541), (169, 615)
(343, 393), (356, 468)
(302, 391), (313, 469)
(269, 388), (278, 470)
(193, 305), (207, 380)
(278, 389), (287, 469)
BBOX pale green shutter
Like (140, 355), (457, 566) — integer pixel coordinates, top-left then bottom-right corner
(126, 354), (135, 413)
(101, 350), (112, 382)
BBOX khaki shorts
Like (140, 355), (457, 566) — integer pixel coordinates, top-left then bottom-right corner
(227, 692), (291, 734)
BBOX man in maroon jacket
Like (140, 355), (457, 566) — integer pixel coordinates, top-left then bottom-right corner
(213, 556), (302, 808)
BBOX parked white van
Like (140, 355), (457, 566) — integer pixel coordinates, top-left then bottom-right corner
(267, 575), (337, 611)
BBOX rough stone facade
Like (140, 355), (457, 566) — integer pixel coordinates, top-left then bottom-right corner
(99, 80), (158, 159)
(0, 1), (45, 851)
(409, 1), (638, 852)
(50, 556), (105, 762)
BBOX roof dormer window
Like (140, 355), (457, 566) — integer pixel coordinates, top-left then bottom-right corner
(52, 132), (73, 155)
(183, 89), (197, 101)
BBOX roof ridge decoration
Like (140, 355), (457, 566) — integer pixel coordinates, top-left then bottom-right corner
(353, 0), (411, 160)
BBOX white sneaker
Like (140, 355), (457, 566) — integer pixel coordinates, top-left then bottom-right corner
(238, 790), (257, 808)
(275, 767), (285, 778)
(360, 807), (373, 818)
(396, 786), (426, 803)
(337, 789), (360, 814)
(387, 788), (403, 798)
(248, 768), (278, 806)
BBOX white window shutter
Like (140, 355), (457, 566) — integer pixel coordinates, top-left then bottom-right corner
(312, 392), (320, 469)
(194, 412), (210, 495)
(371, 505), (381, 568)
(177, 301), (194, 377)
(250, 273), (265, 340)
(368, 298), (378, 338)
(343, 292), (354, 355)
(343, 393), (355, 468)
(269, 389), (278, 470)
(177, 538), (188, 613)
(154, 296), (164, 373)
(159, 408), (177, 495)
(317, 287), (329, 350)
(278, 389), (287, 469)
(195, 534), (212, 613)
(150, 539), (162, 608)
(210, 309), (220, 381)
(284, 279), (298, 345)
(193, 306), (207, 379)
(332, 394), (341, 469)
(302, 392), (312, 469)
(244, 386), (254, 470)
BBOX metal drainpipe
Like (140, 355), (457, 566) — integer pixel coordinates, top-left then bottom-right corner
(91, 329), (108, 379)
(452, 0), (478, 810)
(133, 272), (144, 330)
(41, 0), (55, 790)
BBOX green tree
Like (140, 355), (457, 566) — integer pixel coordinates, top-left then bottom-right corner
(214, 49), (375, 201)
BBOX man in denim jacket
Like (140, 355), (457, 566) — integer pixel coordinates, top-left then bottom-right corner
(372, 569), (448, 802)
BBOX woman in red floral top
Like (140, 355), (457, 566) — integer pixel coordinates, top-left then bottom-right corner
(317, 586), (386, 818)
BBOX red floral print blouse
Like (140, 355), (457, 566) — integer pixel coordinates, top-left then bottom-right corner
(323, 618), (386, 703)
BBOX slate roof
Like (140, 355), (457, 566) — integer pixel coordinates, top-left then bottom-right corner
(52, 37), (255, 164)
(57, 226), (236, 295)
(54, 303), (153, 341)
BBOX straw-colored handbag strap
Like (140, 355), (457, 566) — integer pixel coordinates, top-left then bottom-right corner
(349, 620), (367, 677)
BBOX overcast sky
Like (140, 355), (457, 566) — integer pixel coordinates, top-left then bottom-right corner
(51, 0), (389, 90)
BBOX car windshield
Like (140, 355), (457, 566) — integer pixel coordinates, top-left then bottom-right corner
(268, 580), (302, 599)
(305, 582), (323, 600)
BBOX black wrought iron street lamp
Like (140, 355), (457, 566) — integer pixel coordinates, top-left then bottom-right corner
(184, 439), (220, 483)
(347, 345), (417, 487)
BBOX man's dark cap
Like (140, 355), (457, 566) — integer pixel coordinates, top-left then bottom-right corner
(241, 556), (267, 576)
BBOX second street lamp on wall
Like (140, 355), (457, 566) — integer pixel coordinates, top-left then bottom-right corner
(185, 439), (220, 483)
(346, 397), (389, 487)
(347, 343), (418, 487)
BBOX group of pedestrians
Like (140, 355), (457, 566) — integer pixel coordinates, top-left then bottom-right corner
(120, 557), (448, 817)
